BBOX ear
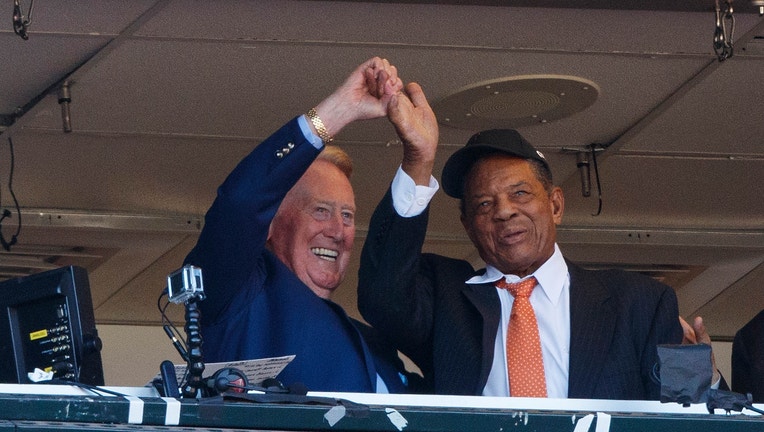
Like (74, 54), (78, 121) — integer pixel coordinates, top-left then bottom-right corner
(266, 221), (275, 245)
(550, 187), (565, 225)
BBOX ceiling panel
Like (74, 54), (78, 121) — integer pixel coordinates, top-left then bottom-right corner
(0, 0), (762, 341)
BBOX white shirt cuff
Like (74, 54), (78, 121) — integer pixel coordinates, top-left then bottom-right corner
(710, 373), (721, 390)
(390, 165), (439, 217)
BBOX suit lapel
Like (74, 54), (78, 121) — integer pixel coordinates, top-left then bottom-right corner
(324, 300), (379, 392)
(462, 282), (501, 392)
(567, 262), (616, 398)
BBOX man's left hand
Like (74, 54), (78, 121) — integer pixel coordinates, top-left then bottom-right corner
(680, 315), (721, 385)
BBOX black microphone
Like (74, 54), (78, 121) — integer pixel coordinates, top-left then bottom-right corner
(160, 360), (180, 398)
(576, 152), (591, 197)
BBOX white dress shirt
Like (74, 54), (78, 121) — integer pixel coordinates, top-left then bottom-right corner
(468, 246), (570, 398)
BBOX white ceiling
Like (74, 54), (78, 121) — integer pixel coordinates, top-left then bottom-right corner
(1, 0), (762, 340)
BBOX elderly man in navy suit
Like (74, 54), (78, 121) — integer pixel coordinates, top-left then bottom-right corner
(358, 81), (719, 399)
(185, 57), (417, 393)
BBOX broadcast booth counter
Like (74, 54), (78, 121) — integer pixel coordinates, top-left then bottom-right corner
(0, 384), (763, 432)
(0, 266), (761, 431)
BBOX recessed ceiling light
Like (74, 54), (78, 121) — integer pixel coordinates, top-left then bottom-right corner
(433, 75), (599, 130)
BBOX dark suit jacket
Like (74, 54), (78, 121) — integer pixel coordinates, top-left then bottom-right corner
(184, 118), (409, 393)
(358, 189), (683, 399)
(732, 309), (764, 402)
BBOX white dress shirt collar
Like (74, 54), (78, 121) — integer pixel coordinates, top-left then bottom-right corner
(466, 244), (567, 306)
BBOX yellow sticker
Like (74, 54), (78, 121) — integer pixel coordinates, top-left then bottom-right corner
(29, 330), (48, 340)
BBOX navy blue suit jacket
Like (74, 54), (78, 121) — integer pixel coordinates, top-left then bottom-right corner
(358, 189), (683, 399)
(185, 118), (408, 393)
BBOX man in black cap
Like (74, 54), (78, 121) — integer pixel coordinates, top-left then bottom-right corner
(358, 82), (718, 399)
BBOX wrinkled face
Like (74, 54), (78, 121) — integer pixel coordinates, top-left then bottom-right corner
(268, 160), (355, 299)
(460, 155), (564, 277)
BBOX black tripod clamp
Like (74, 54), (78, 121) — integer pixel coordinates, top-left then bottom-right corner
(166, 264), (206, 398)
(181, 298), (205, 398)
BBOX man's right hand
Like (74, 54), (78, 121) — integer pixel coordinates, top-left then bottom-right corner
(389, 82), (439, 186)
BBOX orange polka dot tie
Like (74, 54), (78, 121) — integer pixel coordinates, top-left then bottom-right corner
(496, 276), (547, 397)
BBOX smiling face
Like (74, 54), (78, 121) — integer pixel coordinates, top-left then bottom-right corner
(267, 159), (355, 299)
(460, 155), (564, 277)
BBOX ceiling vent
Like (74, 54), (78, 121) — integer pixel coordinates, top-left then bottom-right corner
(0, 244), (115, 282)
(433, 75), (599, 129)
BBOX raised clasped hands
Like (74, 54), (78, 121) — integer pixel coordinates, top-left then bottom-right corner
(314, 57), (403, 137)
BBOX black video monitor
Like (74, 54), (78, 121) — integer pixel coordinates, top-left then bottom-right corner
(0, 265), (104, 385)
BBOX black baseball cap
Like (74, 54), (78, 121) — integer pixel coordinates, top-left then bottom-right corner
(441, 129), (550, 198)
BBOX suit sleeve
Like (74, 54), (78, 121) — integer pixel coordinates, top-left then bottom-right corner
(357, 188), (435, 367)
(731, 311), (764, 400)
(184, 117), (321, 325)
(642, 280), (684, 399)
(732, 330), (753, 396)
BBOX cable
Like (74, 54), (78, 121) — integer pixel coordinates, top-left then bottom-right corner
(158, 289), (187, 349)
(590, 144), (603, 216)
(706, 388), (764, 414)
(0, 138), (22, 251)
(47, 379), (129, 397)
(163, 324), (190, 362)
(156, 289), (191, 387)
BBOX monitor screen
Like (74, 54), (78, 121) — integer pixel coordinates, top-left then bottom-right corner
(0, 265), (104, 385)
